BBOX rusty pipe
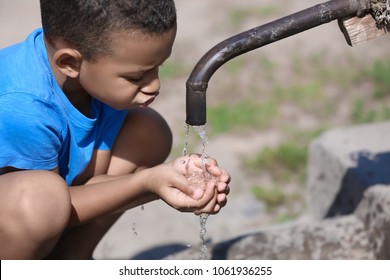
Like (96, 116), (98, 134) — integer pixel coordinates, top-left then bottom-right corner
(186, 0), (369, 126)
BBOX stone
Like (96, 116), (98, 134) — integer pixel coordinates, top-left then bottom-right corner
(306, 122), (390, 219)
(355, 185), (390, 259)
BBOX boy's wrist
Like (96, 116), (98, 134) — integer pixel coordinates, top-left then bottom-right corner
(136, 167), (156, 194)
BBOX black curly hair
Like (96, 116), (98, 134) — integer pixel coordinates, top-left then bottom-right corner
(40, 0), (177, 60)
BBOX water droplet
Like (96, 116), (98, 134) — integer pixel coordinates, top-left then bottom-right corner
(132, 222), (137, 237)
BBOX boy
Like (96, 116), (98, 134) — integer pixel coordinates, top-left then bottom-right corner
(0, 0), (230, 259)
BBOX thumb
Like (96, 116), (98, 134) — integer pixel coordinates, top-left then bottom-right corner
(172, 173), (204, 200)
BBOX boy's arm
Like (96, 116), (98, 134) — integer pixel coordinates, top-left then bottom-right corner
(0, 165), (158, 227)
(66, 155), (226, 228)
(61, 148), (160, 226)
(66, 169), (158, 227)
(1, 157), (226, 228)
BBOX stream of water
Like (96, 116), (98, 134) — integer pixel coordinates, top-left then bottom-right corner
(183, 124), (210, 260)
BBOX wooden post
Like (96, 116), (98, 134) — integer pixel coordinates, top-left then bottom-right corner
(339, 14), (389, 46)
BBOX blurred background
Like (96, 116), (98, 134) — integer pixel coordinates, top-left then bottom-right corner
(1, 0), (389, 259)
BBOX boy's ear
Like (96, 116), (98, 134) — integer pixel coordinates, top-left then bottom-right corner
(53, 48), (83, 78)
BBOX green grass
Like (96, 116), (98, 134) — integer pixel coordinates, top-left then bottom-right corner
(351, 98), (390, 124)
(243, 142), (307, 181)
(207, 99), (278, 134)
(250, 185), (301, 219)
(259, 55), (276, 72)
(241, 128), (324, 185)
(251, 185), (287, 210)
(229, 6), (279, 26)
(367, 60), (390, 99)
(224, 57), (246, 74)
(272, 81), (323, 112)
(159, 61), (189, 80)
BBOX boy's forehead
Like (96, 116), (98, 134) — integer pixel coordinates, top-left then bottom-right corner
(110, 27), (177, 45)
(103, 28), (176, 68)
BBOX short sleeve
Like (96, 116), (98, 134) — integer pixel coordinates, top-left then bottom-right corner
(94, 103), (128, 151)
(0, 93), (62, 170)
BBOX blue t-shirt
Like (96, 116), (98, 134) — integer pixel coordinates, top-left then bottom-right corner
(0, 29), (128, 185)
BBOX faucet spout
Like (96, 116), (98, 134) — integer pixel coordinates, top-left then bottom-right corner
(185, 0), (367, 126)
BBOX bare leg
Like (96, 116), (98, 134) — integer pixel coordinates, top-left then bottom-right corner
(45, 212), (122, 260)
(0, 170), (71, 259)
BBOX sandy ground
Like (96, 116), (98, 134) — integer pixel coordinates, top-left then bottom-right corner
(1, 0), (390, 259)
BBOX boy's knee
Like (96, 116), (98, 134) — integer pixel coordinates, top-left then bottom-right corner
(0, 170), (71, 258)
(121, 107), (173, 167)
(4, 170), (71, 241)
(140, 107), (173, 155)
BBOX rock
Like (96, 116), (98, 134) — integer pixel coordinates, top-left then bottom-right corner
(167, 185), (390, 260)
(306, 122), (390, 219)
(355, 185), (390, 259)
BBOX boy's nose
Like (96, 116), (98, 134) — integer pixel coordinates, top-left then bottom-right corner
(140, 70), (160, 95)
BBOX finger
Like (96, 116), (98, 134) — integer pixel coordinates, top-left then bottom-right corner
(170, 172), (204, 200)
(192, 187), (216, 214)
(213, 204), (221, 213)
(214, 194), (227, 213)
(216, 182), (228, 193)
(206, 164), (222, 177)
(219, 170), (231, 184)
(216, 193), (226, 204)
(189, 154), (215, 167)
(194, 187), (218, 214)
(195, 199), (223, 215)
(225, 184), (230, 195)
(188, 153), (202, 164)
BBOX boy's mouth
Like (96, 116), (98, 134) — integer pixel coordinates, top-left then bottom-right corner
(139, 97), (156, 108)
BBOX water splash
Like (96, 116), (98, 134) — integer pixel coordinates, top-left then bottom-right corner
(183, 123), (190, 157)
(193, 125), (209, 164)
(199, 213), (209, 260)
(183, 124), (211, 260)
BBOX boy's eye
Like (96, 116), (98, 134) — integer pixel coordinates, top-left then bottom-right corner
(125, 76), (143, 83)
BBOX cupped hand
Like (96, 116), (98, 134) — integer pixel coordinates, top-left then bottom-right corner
(172, 154), (230, 214)
(144, 154), (230, 214)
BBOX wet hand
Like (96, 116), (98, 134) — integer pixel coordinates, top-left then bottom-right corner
(172, 154), (231, 214)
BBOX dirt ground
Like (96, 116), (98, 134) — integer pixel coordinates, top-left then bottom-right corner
(1, 0), (389, 259)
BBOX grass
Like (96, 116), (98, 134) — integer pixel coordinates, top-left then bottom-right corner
(206, 53), (390, 133)
(228, 6), (280, 27)
(224, 57), (246, 74)
(350, 59), (390, 124)
(351, 98), (390, 124)
(250, 185), (302, 221)
(250, 185), (287, 210)
(273, 81), (323, 111)
(367, 60), (390, 99)
(159, 61), (189, 80)
(243, 142), (308, 182)
(207, 99), (278, 134)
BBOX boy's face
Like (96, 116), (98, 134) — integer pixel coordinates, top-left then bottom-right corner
(78, 28), (176, 110)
